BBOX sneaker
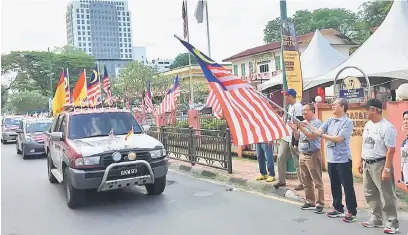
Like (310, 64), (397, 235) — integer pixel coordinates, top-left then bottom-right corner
(326, 210), (345, 218)
(362, 216), (383, 228)
(273, 181), (286, 189)
(256, 175), (267, 180)
(266, 176), (275, 182)
(383, 226), (399, 234)
(294, 184), (304, 191)
(301, 203), (316, 210)
(314, 205), (324, 214)
(343, 213), (357, 223)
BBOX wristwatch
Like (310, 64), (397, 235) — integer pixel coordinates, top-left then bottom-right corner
(384, 168), (391, 173)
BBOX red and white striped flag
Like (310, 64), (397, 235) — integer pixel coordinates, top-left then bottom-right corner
(87, 66), (101, 106)
(102, 65), (112, 105)
(182, 0), (189, 40)
(156, 76), (180, 115)
(176, 37), (289, 146)
(64, 69), (70, 104)
(206, 87), (222, 119)
(144, 80), (155, 114)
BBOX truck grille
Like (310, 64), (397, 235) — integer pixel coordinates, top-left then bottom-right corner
(102, 151), (151, 167)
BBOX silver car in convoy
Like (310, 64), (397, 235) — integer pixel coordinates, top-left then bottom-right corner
(16, 118), (53, 159)
(1, 116), (24, 144)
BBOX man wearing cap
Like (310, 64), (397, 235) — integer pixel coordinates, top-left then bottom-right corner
(358, 99), (399, 234)
(274, 88), (304, 190)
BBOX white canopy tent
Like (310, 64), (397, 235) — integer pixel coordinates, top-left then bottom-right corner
(258, 29), (346, 91)
(304, 0), (408, 90)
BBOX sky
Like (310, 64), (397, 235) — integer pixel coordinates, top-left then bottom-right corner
(1, 0), (366, 62)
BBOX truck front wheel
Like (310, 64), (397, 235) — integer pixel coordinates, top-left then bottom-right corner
(63, 167), (85, 209)
(145, 176), (166, 195)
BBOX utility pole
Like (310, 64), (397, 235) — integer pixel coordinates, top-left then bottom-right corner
(279, 0), (297, 178)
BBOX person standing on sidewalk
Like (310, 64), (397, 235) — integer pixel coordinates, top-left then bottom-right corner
(400, 111), (408, 188)
(255, 142), (275, 182)
(288, 103), (324, 214)
(274, 88), (304, 190)
(358, 99), (399, 234)
(311, 98), (358, 222)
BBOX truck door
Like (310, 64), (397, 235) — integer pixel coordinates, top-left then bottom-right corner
(54, 115), (68, 171)
(50, 114), (63, 169)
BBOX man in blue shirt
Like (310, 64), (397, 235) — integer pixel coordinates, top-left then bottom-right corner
(311, 98), (358, 223)
(289, 103), (324, 214)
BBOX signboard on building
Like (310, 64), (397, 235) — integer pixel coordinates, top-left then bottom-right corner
(281, 20), (303, 102)
(339, 76), (364, 99)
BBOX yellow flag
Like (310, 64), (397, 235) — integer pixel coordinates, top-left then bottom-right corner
(52, 71), (67, 116)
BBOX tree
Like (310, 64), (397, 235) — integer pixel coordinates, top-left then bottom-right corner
(353, 0), (393, 43)
(8, 91), (48, 114)
(1, 48), (95, 97)
(169, 53), (198, 69)
(263, 8), (358, 43)
(1, 85), (9, 109)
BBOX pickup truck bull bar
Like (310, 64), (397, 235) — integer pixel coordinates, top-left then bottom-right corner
(97, 160), (155, 192)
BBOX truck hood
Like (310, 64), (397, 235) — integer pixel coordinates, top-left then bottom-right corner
(69, 134), (163, 157)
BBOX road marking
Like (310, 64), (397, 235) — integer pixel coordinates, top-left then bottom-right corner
(169, 169), (302, 206)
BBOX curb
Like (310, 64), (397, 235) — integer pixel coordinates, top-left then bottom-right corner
(168, 161), (303, 203)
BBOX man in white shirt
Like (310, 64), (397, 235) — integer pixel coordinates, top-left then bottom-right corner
(358, 99), (399, 234)
(275, 88), (304, 190)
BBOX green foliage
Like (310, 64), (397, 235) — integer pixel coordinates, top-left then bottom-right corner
(264, 8), (358, 43)
(200, 118), (227, 131)
(169, 53), (198, 69)
(263, 2), (392, 44)
(176, 120), (189, 128)
(1, 85), (9, 109)
(1, 47), (95, 97)
(8, 91), (48, 114)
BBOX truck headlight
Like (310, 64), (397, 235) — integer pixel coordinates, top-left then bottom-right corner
(26, 136), (34, 142)
(75, 156), (100, 166)
(150, 149), (166, 158)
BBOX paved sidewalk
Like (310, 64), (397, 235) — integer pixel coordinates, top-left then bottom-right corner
(169, 156), (408, 210)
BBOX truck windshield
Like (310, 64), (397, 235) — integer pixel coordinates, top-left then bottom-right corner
(4, 118), (22, 127)
(26, 122), (52, 133)
(68, 112), (143, 140)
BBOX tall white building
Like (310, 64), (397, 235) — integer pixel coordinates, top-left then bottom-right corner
(132, 46), (147, 64)
(66, 0), (133, 76)
(147, 58), (174, 73)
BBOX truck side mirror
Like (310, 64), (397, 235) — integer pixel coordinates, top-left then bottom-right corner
(50, 132), (64, 141)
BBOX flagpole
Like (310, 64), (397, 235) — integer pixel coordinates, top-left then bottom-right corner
(84, 68), (89, 111)
(184, 0), (194, 107)
(205, 1), (211, 57)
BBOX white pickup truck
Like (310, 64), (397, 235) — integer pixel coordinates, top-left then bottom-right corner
(44, 108), (168, 209)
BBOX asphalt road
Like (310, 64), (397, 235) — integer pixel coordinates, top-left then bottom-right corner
(2, 143), (408, 235)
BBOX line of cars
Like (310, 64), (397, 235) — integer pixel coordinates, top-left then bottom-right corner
(1, 115), (53, 159)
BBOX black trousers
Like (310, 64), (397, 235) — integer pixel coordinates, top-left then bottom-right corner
(328, 160), (358, 215)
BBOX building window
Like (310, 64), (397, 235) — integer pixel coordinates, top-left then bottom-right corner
(78, 31), (81, 35)
(241, 63), (246, 76)
(77, 20), (80, 24)
(275, 56), (281, 70)
(76, 9), (79, 13)
(82, 20), (85, 24)
(249, 61), (254, 75)
(233, 65), (238, 76)
(128, 33), (130, 37)
(78, 37), (81, 41)
(259, 64), (269, 73)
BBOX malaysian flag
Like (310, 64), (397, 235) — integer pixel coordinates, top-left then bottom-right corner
(206, 87), (222, 119)
(156, 75), (180, 115)
(182, 0), (189, 40)
(102, 65), (112, 105)
(64, 69), (70, 104)
(144, 80), (154, 114)
(87, 66), (101, 107)
(175, 36), (289, 146)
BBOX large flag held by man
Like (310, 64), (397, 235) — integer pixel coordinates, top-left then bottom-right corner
(52, 71), (67, 116)
(156, 75), (180, 115)
(175, 36), (289, 146)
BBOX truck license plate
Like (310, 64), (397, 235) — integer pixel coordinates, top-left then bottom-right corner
(120, 168), (138, 176)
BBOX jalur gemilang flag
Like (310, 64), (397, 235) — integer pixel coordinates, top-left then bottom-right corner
(156, 75), (181, 115)
(175, 35), (289, 146)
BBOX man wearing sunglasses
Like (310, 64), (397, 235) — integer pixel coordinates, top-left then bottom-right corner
(358, 99), (399, 234)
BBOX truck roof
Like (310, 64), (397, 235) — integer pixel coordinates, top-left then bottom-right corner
(25, 118), (53, 123)
(63, 107), (131, 116)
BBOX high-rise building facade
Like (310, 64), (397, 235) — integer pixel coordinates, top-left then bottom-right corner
(66, 0), (133, 76)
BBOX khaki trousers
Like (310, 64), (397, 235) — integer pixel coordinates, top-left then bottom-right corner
(363, 160), (398, 225)
(277, 140), (303, 184)
(300, 152), (324, 206)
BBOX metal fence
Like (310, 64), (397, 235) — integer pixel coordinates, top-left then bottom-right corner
(146, 126), (233, 173)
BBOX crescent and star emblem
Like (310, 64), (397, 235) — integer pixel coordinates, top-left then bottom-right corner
(193, 48), (215, 64)
(90, 71), (98, 83)
(64, 77), (68, 88)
